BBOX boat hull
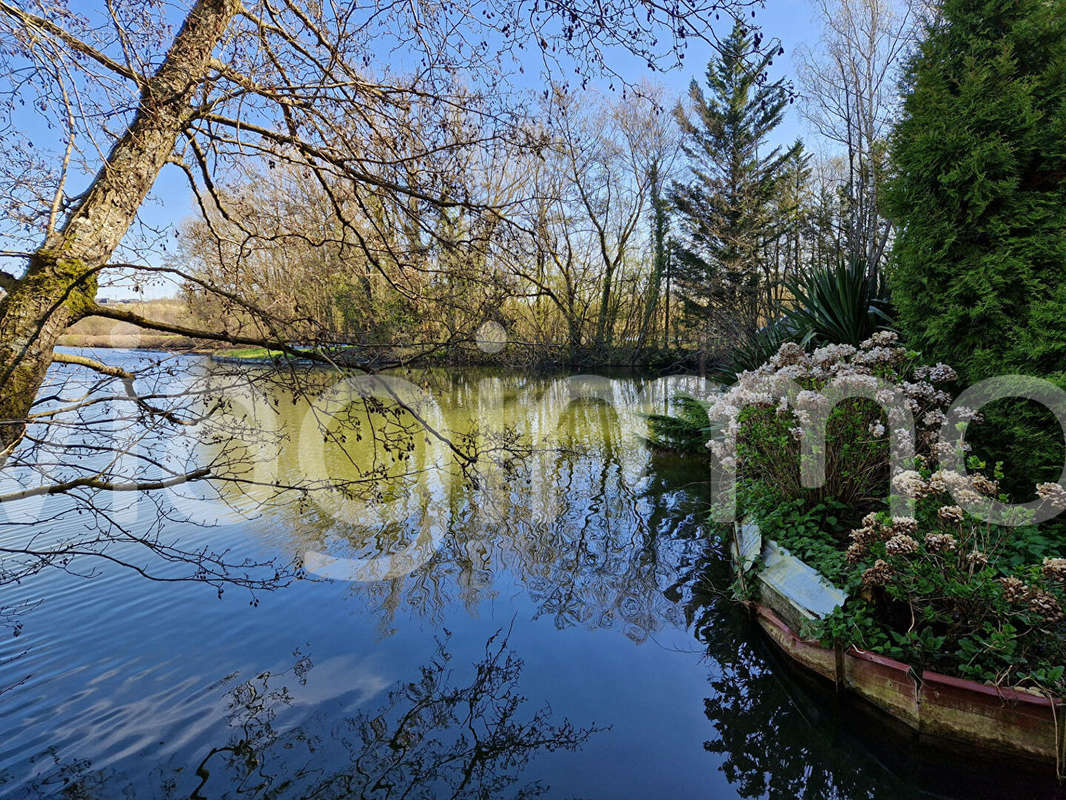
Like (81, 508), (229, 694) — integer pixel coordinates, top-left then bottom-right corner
(753, 602), (1064, 765)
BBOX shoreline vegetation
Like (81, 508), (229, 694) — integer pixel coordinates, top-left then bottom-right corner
(703, 332), (1066, 762)
(640, 3), (1066, 772)
(644, 324), (1066, 769)
(58, 299), (706, 372)
(56, 299), (204, 351)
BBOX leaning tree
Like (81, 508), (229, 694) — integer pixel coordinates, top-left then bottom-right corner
(0, 0), (758, 598)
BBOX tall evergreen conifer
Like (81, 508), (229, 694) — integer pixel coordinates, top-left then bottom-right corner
(885, 0), (1066, 487)
(671, 20), (800, 346)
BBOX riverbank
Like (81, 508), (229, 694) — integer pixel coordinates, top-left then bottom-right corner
(206, 341), (706, 373)
(61, 299), (710, 370)
(58, 299), (203, 351)
(57, 336), (706, 373)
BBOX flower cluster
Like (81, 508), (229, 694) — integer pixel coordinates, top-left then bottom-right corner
(889, 468), (996, 507)
(999, 577), (1065, 623)
(711, 334), (962, 512)
(937, 505), (965, 524)
(709, 333), (925, 455)
(862, 559), (895, 588)
(885, 534), (919, 556)
(924, 532), (957, 553)
(1036, 482), (1066, 511)
(971, 474), (998, 495)
(1043, 558), (1066, 583)
(891, 516), (918, 535)
(915, 363), (958, 384)
(891, 470), (926, 499)
(1000, 576), (1029, 603)
(1029, 591), (1064, 623)
(967, 550), (989, 569)
(847, 513), (920, 562)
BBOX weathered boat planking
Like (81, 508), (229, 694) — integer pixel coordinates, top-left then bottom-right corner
(734, 521), (1066, 766)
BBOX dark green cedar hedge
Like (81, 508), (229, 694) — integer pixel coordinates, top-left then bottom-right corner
(884, 0), (1066, 490)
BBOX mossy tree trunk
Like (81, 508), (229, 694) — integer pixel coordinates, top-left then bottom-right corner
(0, 0), (240, 459)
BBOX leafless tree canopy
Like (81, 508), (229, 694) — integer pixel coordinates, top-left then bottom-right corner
(0, 0), (756, 596)
(795, 0), (922, 273)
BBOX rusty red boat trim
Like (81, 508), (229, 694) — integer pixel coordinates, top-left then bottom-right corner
(751, 601), (1065, 764)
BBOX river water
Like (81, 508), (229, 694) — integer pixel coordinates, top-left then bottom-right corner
(0, 352), (1059, 799)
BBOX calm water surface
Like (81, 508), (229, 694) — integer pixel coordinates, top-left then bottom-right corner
(0, 352), (1059, 799)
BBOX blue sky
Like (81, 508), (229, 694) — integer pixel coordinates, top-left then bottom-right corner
(18, 1), (828, 300)
(602, 1), (824, 144)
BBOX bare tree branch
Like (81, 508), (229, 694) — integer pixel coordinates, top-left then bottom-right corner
(0, 0), (141, 83)
(51, 350), (193, 426)
(0, 467), (210, 503)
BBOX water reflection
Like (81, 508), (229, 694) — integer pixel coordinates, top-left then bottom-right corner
(206, 367), (714, 642)
(6, 358), (1064, 799)
(11, 630), (599, 800)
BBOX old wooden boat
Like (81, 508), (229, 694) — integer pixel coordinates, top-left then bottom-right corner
(732, 520), (1065, 767)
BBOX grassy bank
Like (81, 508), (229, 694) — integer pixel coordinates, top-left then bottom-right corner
(212, 346), (285, 360)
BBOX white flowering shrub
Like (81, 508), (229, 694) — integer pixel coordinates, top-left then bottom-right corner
(709, 332), (959, 518)
(718, 335), (1066, 694)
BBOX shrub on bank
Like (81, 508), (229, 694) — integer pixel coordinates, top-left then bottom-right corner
(710, 332), (954, 516)
(724, 338), (1066, 697)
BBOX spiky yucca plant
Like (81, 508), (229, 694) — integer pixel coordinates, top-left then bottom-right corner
(785, 258), (893, 348)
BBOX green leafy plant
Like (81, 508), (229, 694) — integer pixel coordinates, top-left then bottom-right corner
(811, 468), (1066, 695)
(784, 258), (893, 348)
(738, 480), (854, 587)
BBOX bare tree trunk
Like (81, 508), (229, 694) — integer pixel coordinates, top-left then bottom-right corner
(635, 162), (667, 359)
(0, 0), (239, 457)
(663, 248), (671, 349)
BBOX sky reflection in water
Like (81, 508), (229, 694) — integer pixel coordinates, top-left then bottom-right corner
(0, 356), (1060, 799)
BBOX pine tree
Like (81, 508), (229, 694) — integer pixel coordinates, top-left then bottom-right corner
(884, 0), (1066, 488)
(670, 19), (800, 348)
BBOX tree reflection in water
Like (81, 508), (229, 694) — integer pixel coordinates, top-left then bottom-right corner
(249, 371), (714, 644)
(15, 630), (601, 799)
(56, 366), (1063, 799)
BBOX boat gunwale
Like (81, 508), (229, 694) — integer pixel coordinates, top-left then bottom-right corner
(753, 602), (1063, 708)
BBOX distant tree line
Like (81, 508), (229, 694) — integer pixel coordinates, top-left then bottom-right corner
(175, 0), (924, 368)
